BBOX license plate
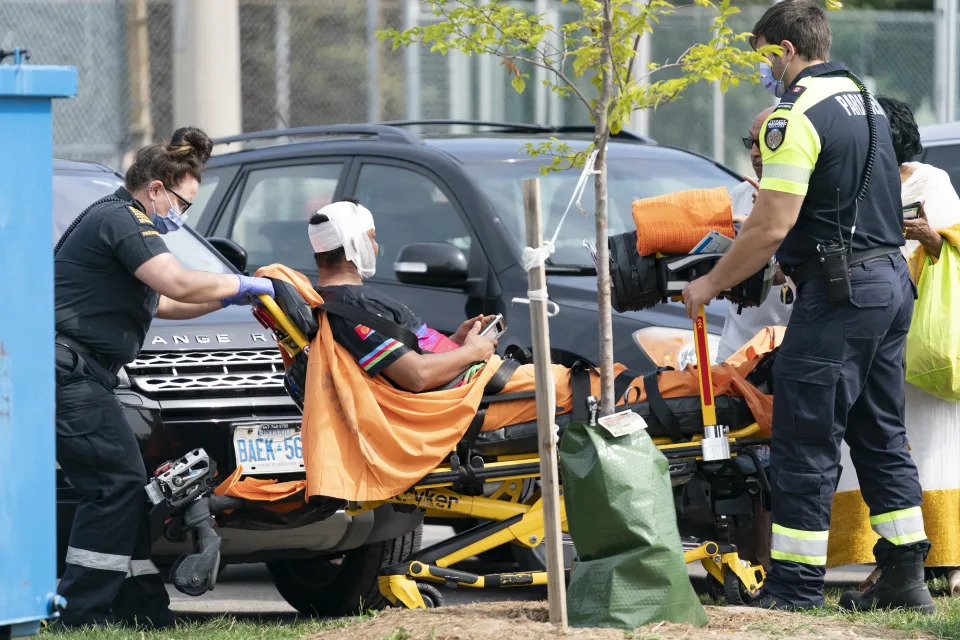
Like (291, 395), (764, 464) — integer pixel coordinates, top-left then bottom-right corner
(232, 422), (304, 475)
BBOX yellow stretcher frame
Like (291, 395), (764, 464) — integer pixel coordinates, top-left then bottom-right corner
(251, 293), (767, 609)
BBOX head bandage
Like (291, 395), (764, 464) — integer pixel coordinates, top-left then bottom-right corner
(308, 201), (377, 278)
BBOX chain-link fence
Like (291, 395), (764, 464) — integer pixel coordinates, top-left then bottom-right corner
(1, 0), (128, 167)
(0, 0), (956, 172)
(642, 6), (947, 176)
(1, 0), (411, 168)
(234, 0), (408, 133)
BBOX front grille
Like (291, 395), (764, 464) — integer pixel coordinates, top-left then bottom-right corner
(127, 349), (286, 397)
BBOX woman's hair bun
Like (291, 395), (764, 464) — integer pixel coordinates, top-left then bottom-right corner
(169, 126), (213, 165)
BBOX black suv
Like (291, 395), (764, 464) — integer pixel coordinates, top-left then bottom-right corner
(190, 121), (741, 372)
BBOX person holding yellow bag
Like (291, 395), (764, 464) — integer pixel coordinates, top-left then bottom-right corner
(829, 96), (960, 597)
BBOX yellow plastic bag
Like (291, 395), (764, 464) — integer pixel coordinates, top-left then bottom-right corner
(905, 242), (960, 400)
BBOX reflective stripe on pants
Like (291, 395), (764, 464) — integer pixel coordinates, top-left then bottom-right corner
(871, 506), (927, 545)
(127, 560), (161, 578)
(65, 546), (131, 573)
(770, 524), (829, 566)
(66, 548), (160, 579)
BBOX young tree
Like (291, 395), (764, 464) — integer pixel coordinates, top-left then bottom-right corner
(381, 0), (774, 415)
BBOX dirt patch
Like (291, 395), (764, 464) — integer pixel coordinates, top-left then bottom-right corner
(307, 601), (929, 640)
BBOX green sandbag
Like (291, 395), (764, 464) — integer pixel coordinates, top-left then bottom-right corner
(559, 419), (708, 630)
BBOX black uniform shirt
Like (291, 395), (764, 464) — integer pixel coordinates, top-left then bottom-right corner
(55, 187), (170, 364)
(316, 284), (419, 377)
(759, 62), (905, 267)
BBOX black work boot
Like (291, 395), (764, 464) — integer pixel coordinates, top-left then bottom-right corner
(746, 592), (813, 611)
(839, 540), (935, 614)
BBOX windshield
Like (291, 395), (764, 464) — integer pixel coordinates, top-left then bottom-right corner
(466, 155), (740, 267)
(53, 171), (233, 274)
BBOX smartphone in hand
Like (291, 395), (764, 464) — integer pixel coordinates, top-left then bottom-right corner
(902, 201), (922, 220)
(479, 314), (506, 341)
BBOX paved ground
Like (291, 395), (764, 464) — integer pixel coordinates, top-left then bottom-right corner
(168, 526), (875, 618)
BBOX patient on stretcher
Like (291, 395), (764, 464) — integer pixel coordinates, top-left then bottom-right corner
(309, 203), (499, 392)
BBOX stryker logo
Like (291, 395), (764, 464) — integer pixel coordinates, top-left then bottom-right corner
(150, 333), (269, 345)
(406, 489), (460, 509)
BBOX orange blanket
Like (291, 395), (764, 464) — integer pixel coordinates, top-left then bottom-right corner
(215, 466), (306, 513)
(246, 265), (511, 502)
(217, 266), (779, 503)
(633, 187), (734, 256)
(627, 325), (783, 437)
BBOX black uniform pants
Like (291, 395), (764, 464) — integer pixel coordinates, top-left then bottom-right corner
(764, 253), (927, 607)
(55, 345), (171, 627)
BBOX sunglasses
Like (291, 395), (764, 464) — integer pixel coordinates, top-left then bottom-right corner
(742, 136), (759, 150)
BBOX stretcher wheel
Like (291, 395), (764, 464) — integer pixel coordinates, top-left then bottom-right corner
(723, 567), (760, 606)
(416, 582), (444, 608)
(169, 554), (210, 597)
(704, 569), (761, 605)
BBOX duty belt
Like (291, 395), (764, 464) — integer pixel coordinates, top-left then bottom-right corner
(55, 333), (123, 375)
(783, 246), (901, 285)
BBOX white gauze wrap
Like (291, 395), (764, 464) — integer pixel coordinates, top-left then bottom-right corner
(308, 201), (377, 278)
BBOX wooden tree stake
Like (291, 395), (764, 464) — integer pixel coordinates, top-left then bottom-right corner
(522, 177), (567, 628)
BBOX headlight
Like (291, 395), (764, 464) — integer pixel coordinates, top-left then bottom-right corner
(116, 366), (131, 389)
(633, 327), (721, 370)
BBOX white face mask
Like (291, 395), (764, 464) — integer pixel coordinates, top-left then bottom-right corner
(308, 201), (377, 278)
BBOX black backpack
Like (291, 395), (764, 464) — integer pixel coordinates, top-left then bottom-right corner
(608, 231), (660, 312)
(607, 230), (774, 311)
(269, 279), (422, 410)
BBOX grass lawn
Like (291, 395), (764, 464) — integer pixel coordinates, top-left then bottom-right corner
(37, 579), (960, 640)
(814, 579), (960, 640)
(37, 612), (374, 640)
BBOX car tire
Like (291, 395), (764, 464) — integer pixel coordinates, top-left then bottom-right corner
(267, 525), (422, 616)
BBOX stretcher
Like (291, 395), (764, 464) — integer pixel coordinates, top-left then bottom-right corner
(243, 274), (775, 609)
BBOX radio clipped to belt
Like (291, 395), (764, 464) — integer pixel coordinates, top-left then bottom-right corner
(818, 240), (853, 303)
(804, 71), (879, 303)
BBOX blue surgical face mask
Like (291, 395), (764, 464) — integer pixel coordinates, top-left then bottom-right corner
(759, 59), (790, 99)
(759, 63), (783, 98)
(150, 185), (185, 234)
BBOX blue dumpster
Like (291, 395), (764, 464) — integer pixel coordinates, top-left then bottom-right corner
(0, 49), (77, 638)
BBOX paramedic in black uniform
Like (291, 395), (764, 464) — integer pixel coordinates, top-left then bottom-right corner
(682, 0), (933, 613)
(53, 127), (275, 629)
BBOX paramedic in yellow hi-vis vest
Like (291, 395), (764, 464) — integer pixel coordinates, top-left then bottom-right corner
(682, 0), (933, 613)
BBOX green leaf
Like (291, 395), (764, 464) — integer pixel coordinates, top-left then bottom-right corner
(380, 0), (777, 166)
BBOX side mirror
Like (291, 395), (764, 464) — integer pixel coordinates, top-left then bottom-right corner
(394, 242), (469, 288)
(207, 237), (248, 274)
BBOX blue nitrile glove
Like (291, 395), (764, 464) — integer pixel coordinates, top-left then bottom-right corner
(221, 275), (275, 307)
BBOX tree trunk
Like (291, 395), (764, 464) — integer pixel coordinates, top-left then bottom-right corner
(593, 0), (616, 416)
